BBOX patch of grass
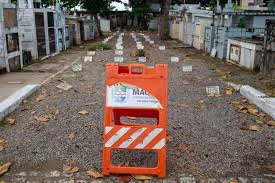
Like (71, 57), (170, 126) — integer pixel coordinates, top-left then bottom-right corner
(135, 49), (146, 57)
(88, 42), (112, 51)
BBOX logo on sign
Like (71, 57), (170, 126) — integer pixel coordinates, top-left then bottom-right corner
(114, 85), (127, 102)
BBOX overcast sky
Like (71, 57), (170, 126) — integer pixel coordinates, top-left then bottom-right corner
(111, 0), (129, 11)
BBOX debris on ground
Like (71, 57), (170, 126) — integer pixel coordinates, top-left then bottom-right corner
(132, 174), (153, 180)
(4, 117), (15, 125)
(72, 64), (82, 72)
(56, 81), (73, 91)
(7, 81), (22, 84)
(0, 139), (6, 151)
(78, 110), (89, 115)
(68, 132), (76, 140)
(0, 162), (11, 176)
(63, 165), (79, 174)
(240, 125), (260, 132)
(86, 169), (103, 179)
(33, 115), (50, 123)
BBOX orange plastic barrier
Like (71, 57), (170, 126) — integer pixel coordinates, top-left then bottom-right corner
(102, 63), (168, 177)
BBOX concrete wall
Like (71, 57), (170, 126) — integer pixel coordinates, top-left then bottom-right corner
(18, 8), (37, 60)
(205, 26), (265, 59)
(100, 19), (110, 32)
(0, 2), (23, 72)
(227, 38), (263, 70)
(252, 16), (275, 28)
(148, 17), (158, 30)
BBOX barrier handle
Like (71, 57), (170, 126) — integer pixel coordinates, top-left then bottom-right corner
(129, 64), (145, 75)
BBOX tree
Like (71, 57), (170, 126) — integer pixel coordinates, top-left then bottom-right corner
(268, 0), (275, 10)
(159, 0), (172, 40)
(128, 0), (152, 28)
(61, 0), (115, 37)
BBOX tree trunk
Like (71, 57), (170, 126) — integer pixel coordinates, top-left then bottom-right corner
(158, 0), (172, 40)
(95, 15), (103, 37)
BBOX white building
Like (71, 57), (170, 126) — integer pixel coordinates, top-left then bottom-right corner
(0, 0), (23, 72)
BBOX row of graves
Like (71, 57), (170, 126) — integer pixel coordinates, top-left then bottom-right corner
(0, 0), (95, 73)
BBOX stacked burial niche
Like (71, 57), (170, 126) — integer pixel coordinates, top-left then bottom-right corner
(0, 0), (23, 72)
(18, 0), (66, 62)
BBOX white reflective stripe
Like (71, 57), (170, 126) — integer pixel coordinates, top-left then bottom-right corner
(105, 127), (130, 147)
(152, 138), (165, 149)
(119, 127), (147, 148)
(135, 128), (163, 149)
(105, 127), (113, 135)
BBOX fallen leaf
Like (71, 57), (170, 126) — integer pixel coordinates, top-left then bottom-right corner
(132, 174), (153, 180)
(166, 135), (173, 143)
(33, 115), (50, 123)
(256, 120), (264, 124)
(0, 162), (12, 176)
(84, 102), (98, 106)
(63, 165), (79, 174)
(179, 144), (188, 153)
(266, 164), (275, 172)
(55, 109), (60, 115)
(36, 94), (47, 102)
(248, 108), (259, 115)
(0, 139), (6, 151)
(198, 100), (205, 104)
(4, 117), (15, 124)
(208, 94), (221, 97)
(78, 110), (89, 115)
(86, 169), (103, 178)
(117, 175), (130, 183)
(236, 105), (248, 114)
(68, 132), (76, 140)
(226, 88), (233, 95)
(266, 121), (275, 126)
(240, 125), (260, 132)
(175, 151), (181, 156)
(257, 112), (266, 117)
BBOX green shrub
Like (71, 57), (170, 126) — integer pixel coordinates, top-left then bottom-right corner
(135, 49), (146, 57)
(88, 42), (112, 51)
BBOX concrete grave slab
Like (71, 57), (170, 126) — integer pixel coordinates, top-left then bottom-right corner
(114, 57), (124, 63)
(159, 46), (165, 50)
(84, 56), (93, 62)
(182, 66), (192, 72)
(87, 51), (96, 56)
(115, 50), (123, 56)
(138, 57), (146, 63)
(171, 57), (179, 63)
(206, 86), (220, 95)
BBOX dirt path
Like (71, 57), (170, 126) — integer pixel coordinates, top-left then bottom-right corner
(0, 32), (274, 183)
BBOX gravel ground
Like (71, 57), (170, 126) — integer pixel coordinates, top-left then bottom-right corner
(0, 31), (274, 182)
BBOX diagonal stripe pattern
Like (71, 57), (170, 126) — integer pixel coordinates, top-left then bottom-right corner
(104, 126), (165, 150)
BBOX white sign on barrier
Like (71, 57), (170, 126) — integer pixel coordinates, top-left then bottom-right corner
(107, 83), (162, 109)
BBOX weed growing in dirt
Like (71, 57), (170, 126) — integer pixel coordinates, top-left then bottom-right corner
(88, 43), (112, 51)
